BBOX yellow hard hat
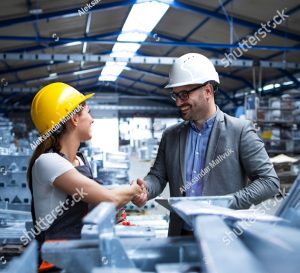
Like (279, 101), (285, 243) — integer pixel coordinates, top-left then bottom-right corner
(31, 82), (94, 135)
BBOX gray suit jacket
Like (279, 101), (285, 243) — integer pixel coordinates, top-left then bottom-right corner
(144, 108), (280, 236)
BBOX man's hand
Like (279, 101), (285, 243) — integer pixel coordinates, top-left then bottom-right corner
(131, 178), (148, 207)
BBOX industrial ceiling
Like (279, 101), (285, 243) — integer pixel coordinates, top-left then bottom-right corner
(0, 0), (299, 115)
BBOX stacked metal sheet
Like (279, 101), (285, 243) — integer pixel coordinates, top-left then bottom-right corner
(40, 175), (300, 273)
(0, 155), (31, 207)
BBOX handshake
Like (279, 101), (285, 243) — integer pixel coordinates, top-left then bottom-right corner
(130, 178), (148, 207)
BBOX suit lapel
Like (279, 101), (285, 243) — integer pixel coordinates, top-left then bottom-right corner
(204, 109), (224, 181)
(179, 122), (189, 193)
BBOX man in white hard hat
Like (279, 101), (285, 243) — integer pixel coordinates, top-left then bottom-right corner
(133, 53), (280, 236)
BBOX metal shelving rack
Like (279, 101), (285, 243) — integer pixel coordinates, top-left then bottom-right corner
(249, 94), (300, 155)
(245, 94), (300, 190)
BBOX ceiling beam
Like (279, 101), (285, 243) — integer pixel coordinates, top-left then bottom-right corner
(1, 36), (299, 52)
(1, 53), (299, 69)
(171, 1), (300, 41)
(0, 0), (136, 29)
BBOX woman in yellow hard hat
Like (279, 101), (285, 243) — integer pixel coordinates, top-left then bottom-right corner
(26, 82), (142, 248)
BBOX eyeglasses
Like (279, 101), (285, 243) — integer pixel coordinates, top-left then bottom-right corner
(170, 84), (207, 101)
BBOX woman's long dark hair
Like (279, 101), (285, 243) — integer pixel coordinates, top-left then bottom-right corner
(27, 131), (63, 190)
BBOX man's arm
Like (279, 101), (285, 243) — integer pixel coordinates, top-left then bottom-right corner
(229, 121), (280, 209)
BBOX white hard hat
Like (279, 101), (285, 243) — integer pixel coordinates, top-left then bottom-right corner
(165, 53), (220, 88)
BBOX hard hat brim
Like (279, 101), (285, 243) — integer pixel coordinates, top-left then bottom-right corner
(83, 93), (95, 101)
(164, 79), (220, 89)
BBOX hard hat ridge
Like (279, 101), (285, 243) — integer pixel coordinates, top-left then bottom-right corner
(165, 53), (220, 88)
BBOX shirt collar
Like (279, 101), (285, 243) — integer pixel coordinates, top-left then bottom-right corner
(189, 107), (217, 132)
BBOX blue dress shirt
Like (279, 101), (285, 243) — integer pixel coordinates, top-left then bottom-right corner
(185, 113), (216, 197)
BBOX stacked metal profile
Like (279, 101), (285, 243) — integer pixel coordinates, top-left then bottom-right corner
(0, 118), (33, 269)
(0, 118), (31, 209)
(256, 95), (300, 154)
(138, 138), (158, 161)
(0, 155), (31, 207)
(1, 176), (300, 272)
(36, 177), (300, 273)
(95, 151), (130, 185)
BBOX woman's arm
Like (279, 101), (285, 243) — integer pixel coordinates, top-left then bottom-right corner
(53, 169), (142, 209)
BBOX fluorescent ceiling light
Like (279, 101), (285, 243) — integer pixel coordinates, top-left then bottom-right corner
(49, 73), (57, 78)
(99, 62), (127, 81)
(82, 42), (87, 54)
(73, 67), (102, 76)
(263, 84), (275, 91)
(122, 2), (168, 34)
(26, 72), (58, 83)
(262, 82), (282, 91)
(64, 42), (82, 47)
(137, 0), (174, 3)
(111, 42), (141, 58)
(99, 1), (169, 81)
(283, 81), (293, 85)
(118, 32), (147, 43)
(29, 8), (43, 15)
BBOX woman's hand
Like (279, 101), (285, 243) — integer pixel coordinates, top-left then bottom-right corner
(130, 179), (143, 195)
(131, 179), (148, 207)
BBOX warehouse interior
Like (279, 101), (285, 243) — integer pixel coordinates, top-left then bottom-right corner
(0, 0), (300, 272)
